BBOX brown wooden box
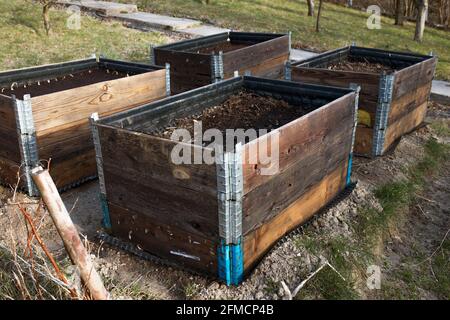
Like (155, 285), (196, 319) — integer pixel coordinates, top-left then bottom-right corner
(288, 46), (437, 157)
(0, 57), (169, 196)
(153, 32), (290, 94)
(92, 76), (358, 285)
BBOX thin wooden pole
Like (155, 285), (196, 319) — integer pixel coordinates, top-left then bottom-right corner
(31, 166), (109, 300)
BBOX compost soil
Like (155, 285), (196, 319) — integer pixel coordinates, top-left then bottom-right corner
(327, 58), (397, 73)
(190, 41), (250, 54)
(1, 68), (134, 98)
(153, 91), (307, 141)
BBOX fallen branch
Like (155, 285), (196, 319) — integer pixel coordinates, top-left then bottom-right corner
(31, 166), (109, 300)
(281, 261), (346, 300)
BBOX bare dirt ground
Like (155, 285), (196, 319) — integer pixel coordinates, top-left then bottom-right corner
(0, 102), (448, 300)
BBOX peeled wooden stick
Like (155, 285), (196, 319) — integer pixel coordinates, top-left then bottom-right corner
(31, 166), (109, 300)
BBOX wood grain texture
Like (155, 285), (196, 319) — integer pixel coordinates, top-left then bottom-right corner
(223, 35), (289, 74)
(388, 82), (431, 126)
(0, 95), (20, 163)
(392, 57), (436, 100)
(383, 101), (428, 154)
(0, 156), (22, 188)
(243, 162), (348, 271)
(31, 69), (166, 133)
(291, 67), (381, 104)
(242, 94), (354, 235)
(354, 126), (373, 156)
(109, 202), (218, 275)
(98, 124), (219, 241)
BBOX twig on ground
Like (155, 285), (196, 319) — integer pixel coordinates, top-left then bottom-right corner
(281, 261), (346, 300)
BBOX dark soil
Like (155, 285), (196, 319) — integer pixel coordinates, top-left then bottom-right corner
(189, 41), (251, 54)
(1, 68), (135, 98)
(153, 91), (307, 141)
(327, 58), (397, 74)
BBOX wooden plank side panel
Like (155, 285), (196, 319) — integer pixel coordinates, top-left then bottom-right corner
(242, 94), (355, 195)
(109, 203), (217, 275)
(242, 94), (355, 235)
(243, 162), (348, 271)
(392, 57), (436, 100)
(48, 148), (97, 189)
(354, 126), (373, 156)
(383, 101), (428, 154)
(0, 94), (20, 162)
(388, 82), (432, 126)
(222, 35), (289, 73)
(224, 54), (289, 80)
(155, 49), (212, 94)
(31, 69), (167, 133)
(98, 125), (219, 241)
(291, 67), (381, 105)
(0, 156), (22, 188)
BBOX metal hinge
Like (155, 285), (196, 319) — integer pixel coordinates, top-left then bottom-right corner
(372, 73), (394, 156)
(165, 63), (171, 96)
(14, 95), (39, 196)
(211, 51), (224, 83)
(285, 61), (292, 81)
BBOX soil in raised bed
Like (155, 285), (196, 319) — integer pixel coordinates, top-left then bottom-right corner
(1, 67), (135, 98)
(153, 90), (308, 144)
(189, 41), (252, 54)
(327, 58), (397, 74)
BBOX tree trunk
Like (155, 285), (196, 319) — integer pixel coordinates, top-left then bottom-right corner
(315, 0), (323, 32)
(414, 0), (428, 42)
(447, 0), (450, 28)
(43, 4), (51, 35)
(307, 0), (315, 16)
(395, 0), (405, 26)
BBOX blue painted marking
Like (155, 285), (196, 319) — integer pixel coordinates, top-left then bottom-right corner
(217, 241), (231, 285)
(231, 240), (244, 285)
(346, 153), (353, 186)
(100, 193), (111, 229)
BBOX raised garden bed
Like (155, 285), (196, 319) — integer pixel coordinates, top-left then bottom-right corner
(153, 32), (290, 94)
(92, 76), (358, 285)
(287, 46), (437, 157)
(0, 56), (169, 196)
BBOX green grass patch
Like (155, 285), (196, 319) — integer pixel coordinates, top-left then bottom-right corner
(430, 120), (450, 138)
(0, 1), (167, 70)
(121, 0), (450, 81)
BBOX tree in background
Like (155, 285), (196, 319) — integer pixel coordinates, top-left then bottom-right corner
(316, 0), (324, 32)
(307, 0), (315, 16)
(37, 0), (56, 35)
(395, 0), (405, 26)
(414, 0), (428, 41)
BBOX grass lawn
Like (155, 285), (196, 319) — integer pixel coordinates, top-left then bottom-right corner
(121, 0), (450, 81)
(0, 0), (167, 71)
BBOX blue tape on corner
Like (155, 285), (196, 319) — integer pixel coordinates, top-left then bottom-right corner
(346, 153), (353, 186)
(218, 241), (231, 285)
(100, 193), (111, 229)
(231, 240), (244, 285)
(218, 240), (244, 286)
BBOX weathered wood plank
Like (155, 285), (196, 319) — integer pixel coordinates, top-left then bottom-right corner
(242, 94), (355, 195)
(383, 101), (428, 154)
(223, 35), (289, 74)
(224, 54), (288, 79)
(392, 57), (436, 100)
(0, 156), (22, 188)
(242, 127), (352, 235)
(243, 163), (348, 270)
(354, 126), (373, 156)
(31, 69), (166, 133)
(388, 82), (431, 126)
(108, 202), (217, 275)
(98, 125), (219, 240)
(291, 67), (381, 103)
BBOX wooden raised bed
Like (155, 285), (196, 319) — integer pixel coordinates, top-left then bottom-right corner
(287, 46), (437, 157)
(92, 76), (358, 285)
(153, 31), (290, 94)
(0, 57), (169, 196)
